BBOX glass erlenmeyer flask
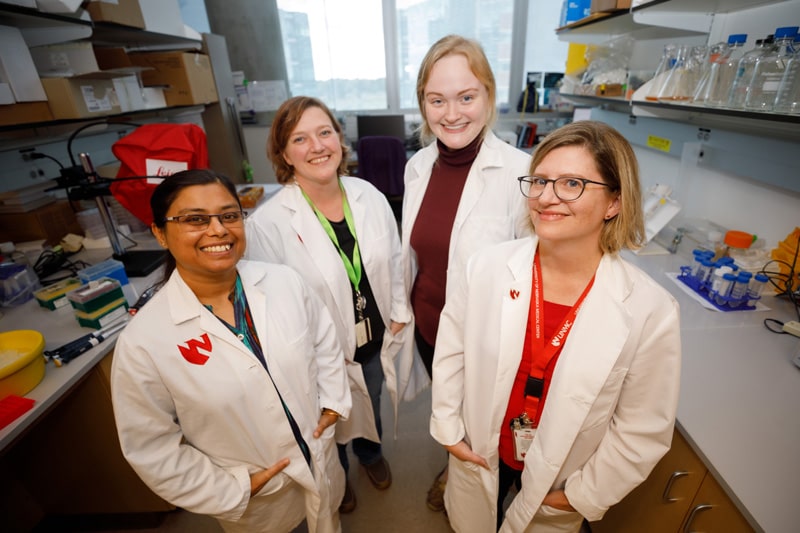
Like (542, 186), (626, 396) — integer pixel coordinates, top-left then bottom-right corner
(693, 40), (731, 104)
(657, 45), (694, 102)
(645, 43), (677, 101)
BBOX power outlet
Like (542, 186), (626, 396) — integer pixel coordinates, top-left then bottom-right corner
(784, 321), (800, 337)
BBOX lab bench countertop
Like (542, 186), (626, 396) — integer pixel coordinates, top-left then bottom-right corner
(0, 249), (164, 452)
(622, 249), (800, 533)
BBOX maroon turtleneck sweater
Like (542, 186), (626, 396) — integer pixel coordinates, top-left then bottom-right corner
(410, 134), (482, 346)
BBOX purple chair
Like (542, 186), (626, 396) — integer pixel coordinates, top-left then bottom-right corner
(356, 135), (406, 198)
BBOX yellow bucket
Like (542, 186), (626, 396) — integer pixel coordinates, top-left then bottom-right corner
(0, 330), (46, 398)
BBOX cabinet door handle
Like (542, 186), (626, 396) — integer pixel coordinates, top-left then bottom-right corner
(683, 503), (713, 533)
(662, 471), (689, 503)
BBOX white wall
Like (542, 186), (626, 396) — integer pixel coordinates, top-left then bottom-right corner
(636, 147), (800, 250)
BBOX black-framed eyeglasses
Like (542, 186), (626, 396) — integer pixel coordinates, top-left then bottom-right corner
(517, 176), (613, 202)
(163, 211), (248, 231)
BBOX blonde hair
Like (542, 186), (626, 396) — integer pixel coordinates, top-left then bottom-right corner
(529, 121), (645, 254)
(415, 35), (497, 145)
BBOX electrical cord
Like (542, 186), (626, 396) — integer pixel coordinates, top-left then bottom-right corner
(32, 248), (90, 284)
(28, 152), (65, 169)
(761, 233), (800, 332)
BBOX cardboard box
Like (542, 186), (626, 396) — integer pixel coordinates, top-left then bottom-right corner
(0, 200), (83, 245)
(0, 101), (54, 126)
(29, 41), (102, 78)
(0, 25), (47, 102)
(560, 0), (592, 26)
(85, 0), (145, 29)
(41, 77), (121, 119)
(138, 0), (184, 36)
(590, 0), (632, 14)
(129, 51), (218, 106)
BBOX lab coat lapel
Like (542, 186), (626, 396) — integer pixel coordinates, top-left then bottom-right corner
(535, 254), (632, 465)
(404, 144), (437, 232)
(342, 181), (370, 266)
(492, 239), (536, 438)
(165, 270), (264, 368)
(451, 132), (504, 238)
(285, 186), (354, 333)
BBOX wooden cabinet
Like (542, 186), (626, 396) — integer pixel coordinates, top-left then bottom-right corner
(590, 429), (753, 533)
(0, 350), (173, 528)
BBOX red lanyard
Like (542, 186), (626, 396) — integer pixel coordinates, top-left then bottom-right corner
(524, 251), (595, 426)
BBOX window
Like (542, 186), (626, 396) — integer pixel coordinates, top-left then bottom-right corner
(276, 0), (521, 112)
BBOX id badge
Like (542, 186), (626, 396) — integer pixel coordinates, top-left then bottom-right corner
(355, 317), (372, 347)
(512, 426), (536, 461)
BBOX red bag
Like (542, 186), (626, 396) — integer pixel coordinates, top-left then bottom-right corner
(110, 123), (208, 225)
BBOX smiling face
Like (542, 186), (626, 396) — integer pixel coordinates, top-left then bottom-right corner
(529, 145), (620, 252)
(423, 54), (489, 150)
(282, 105), (343, 188)
(152, 182), (244, 284)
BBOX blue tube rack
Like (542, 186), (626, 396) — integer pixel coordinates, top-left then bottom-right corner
(677, 266), (758, 312)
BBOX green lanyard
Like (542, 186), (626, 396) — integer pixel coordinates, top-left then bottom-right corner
(300, 180), (363, 295)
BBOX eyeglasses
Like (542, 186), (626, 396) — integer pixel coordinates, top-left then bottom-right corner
(163, 211), (247, 231)
(517, 176), (613, 202)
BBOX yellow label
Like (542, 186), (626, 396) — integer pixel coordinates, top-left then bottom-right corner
(647, 135), (671, 153)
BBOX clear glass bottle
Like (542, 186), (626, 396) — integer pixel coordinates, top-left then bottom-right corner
(693, 39), (731, 104)
(774, 36), (800, 114)
(704, 34), (747, 107)
(646, 43), (678, 101)
(657, 45), (694, 102)
(728, 35), (773, 109)
(745, 26), (799, 112)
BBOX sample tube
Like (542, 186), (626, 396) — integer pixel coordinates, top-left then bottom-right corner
(729, 271), (752, 307)
(714, 272), (737, 306)
(747, 273), (770, 306)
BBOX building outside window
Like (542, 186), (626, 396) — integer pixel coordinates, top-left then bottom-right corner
(276, 0), (518, 112)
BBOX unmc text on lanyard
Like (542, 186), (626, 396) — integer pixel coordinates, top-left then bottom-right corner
(524, 251), (595, 426)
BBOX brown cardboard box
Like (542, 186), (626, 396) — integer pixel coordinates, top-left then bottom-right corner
(85, 0), (145, 29)
(0, 102), (53, 127)
(41, 77), (121, 119)
(0, 200), (83, 244)
(128, 51), (218, 106)
(590, 0), (632, 13)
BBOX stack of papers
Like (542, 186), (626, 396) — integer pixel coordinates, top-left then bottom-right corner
(0, 181), (56, 214)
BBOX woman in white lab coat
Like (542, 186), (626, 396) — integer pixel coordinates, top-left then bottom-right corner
(401, 34), (531, 511)
(245, 96), (411, 513)
(430, 121), (682, 532)
(111, 169), (351, 533)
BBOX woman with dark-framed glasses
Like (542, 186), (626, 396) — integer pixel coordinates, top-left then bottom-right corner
(111, 169), (351, 533)
(430, 121), (682, 532)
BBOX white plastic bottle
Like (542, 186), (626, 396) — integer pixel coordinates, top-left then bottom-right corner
(745, 26), (798, 112)
(774, 36), (800, 114)
(727, 36), (773, 109)
(704, 34), (747, 107)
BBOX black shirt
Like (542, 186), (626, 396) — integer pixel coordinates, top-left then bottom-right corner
(329, 218), (385, 363)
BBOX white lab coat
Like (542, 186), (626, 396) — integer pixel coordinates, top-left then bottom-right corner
(111, 261), (351, 533)
(245, 177), (412, 442)
(400, 130), (532, 398)
(431, 237), (681, 533)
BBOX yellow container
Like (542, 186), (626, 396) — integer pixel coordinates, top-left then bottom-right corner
(0, 330), (46, 398)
